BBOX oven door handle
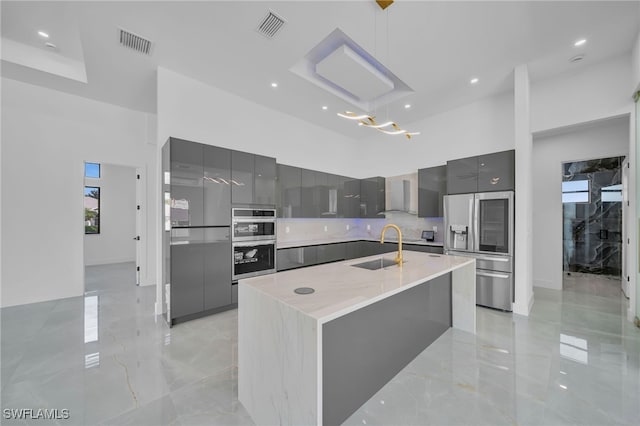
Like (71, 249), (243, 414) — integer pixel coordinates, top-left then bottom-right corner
(233, 218), (276, 223)
(476, 271), (510, 279)
(232, 240), (276, 247)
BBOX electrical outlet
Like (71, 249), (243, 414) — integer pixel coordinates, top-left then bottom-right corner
(433, 226), (437, 233)
(324, 225), (328, 232)
(285, 226), (290, 234)
(367, 224), (371, 231)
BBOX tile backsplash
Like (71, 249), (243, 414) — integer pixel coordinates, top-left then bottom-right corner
(277, 213), (444, 245)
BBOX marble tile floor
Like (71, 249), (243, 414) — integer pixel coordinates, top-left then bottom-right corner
(1, 263), (639, 425)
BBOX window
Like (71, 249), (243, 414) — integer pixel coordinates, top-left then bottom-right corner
(562, 180), (589, 203)
(85, 162), (101, 178)
(601, 184), (623, 202)
(84, 186), (100, 234)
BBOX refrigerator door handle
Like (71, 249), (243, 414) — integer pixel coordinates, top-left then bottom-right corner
(472, 196), (479, 252)
(477, 271), (510, 279)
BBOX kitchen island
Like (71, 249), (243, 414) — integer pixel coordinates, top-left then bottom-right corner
(238, 250), (476, 426)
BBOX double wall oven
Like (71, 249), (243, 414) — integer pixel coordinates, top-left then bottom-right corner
(444, 191), (514, 311)
(232, 208), (277, 280)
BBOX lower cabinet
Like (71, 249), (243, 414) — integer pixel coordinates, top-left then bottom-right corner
(404, 244), (444, 254)
(170, 228), (232, 324)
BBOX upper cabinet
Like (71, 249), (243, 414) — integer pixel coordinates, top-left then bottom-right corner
(360, 177), (385, 218)
(447, 150), (514, 194)
(254, 154), (277, 205)
(169, 138), (232, 227)
(477, 150), (515, 192)
(418, 165), (446, 217)
(203, 145), (231, 226)
(231, 150), (276, 206)
(170, 138), (205, 227)
(446, 156), (478, 195)
(277, 164), (302, 218)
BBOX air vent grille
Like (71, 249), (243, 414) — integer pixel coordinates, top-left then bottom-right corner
(257, 11), (286, 39)
(119, 28), (153, 55)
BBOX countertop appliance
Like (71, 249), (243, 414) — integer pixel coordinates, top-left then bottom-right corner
(444, 191), (514, 311)
(232, 208), (276, 280)
(422, 230), (435, 242)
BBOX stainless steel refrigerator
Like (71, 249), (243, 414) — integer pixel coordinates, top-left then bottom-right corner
(444, 191), (514, 311)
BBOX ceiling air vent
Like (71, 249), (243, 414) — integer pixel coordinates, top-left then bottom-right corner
(256, 10), (286, 39)
(119, 28), (153, 55)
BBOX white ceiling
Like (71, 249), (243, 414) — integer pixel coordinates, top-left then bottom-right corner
(2, 1), (639, 140)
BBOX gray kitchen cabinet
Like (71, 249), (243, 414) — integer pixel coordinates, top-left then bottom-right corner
(203, 145), (231, 226)
(171, 243), (205, 318)
(171, 228), (233, 323)
(447, 156), (478, 195)
(231, 150), (254, 204)
(344, 179), (361, 218)
(170, 138), (204, 227)
(231, 150), (276, 206)
(317, 243), (346, 264)
(277, 246), (318, 271)
(203, 229), (232, 311)
(447, 150), (515, 194)
(301, 168), (317, 217)
(418, 165), (446, 217)
(404, 244), (444, 254)
(477, 150), (515, 192)
(277, 164), (301, 218)
(360, 177), (386, 218)
(255, 154), (277, 205)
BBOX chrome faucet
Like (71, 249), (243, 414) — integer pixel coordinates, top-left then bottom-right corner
(380, 224), (403, 266)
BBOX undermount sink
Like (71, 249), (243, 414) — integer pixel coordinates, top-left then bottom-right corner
(351, 258), (403, 270)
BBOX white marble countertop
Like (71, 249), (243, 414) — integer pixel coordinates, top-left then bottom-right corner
(239, 251), (474, 323)
(277, 237), (444, 249)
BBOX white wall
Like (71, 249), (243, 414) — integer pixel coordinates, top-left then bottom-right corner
(84, 163), (136, 266)
(532, 116), (629, 290)
(1, 78), (157, 307)
(351, 91), (516, 178)
(531, 55), (633, 133)
(632, 32), (640, 91)
(157, 68), (359, 175)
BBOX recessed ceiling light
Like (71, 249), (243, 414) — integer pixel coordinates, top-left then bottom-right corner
(470, 78), (479, 84)
(574, 39), (587, 47)
(404, 104), (411, 109)
(38, 31), (49, 38)
(271, 82), (278, 88)
(322, 106), (328, 110)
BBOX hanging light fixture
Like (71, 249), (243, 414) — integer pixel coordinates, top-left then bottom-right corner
(338, 111), (420, 139)
(338, 1), (419, 139)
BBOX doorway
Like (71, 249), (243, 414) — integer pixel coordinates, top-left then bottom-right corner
(562, 156), (625, 294)
(83, 162), (143, 292)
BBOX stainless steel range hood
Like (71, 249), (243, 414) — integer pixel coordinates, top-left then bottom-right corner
(388, 179), (410, 212)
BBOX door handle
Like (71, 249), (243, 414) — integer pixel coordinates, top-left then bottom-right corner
(477, 271), (509, 279)
(477, 256), (509, 262)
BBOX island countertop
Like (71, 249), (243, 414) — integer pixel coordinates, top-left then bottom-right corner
(239, 250), (475, 324)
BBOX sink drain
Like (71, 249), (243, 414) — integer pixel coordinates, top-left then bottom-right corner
(294, 287), (315, 295)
